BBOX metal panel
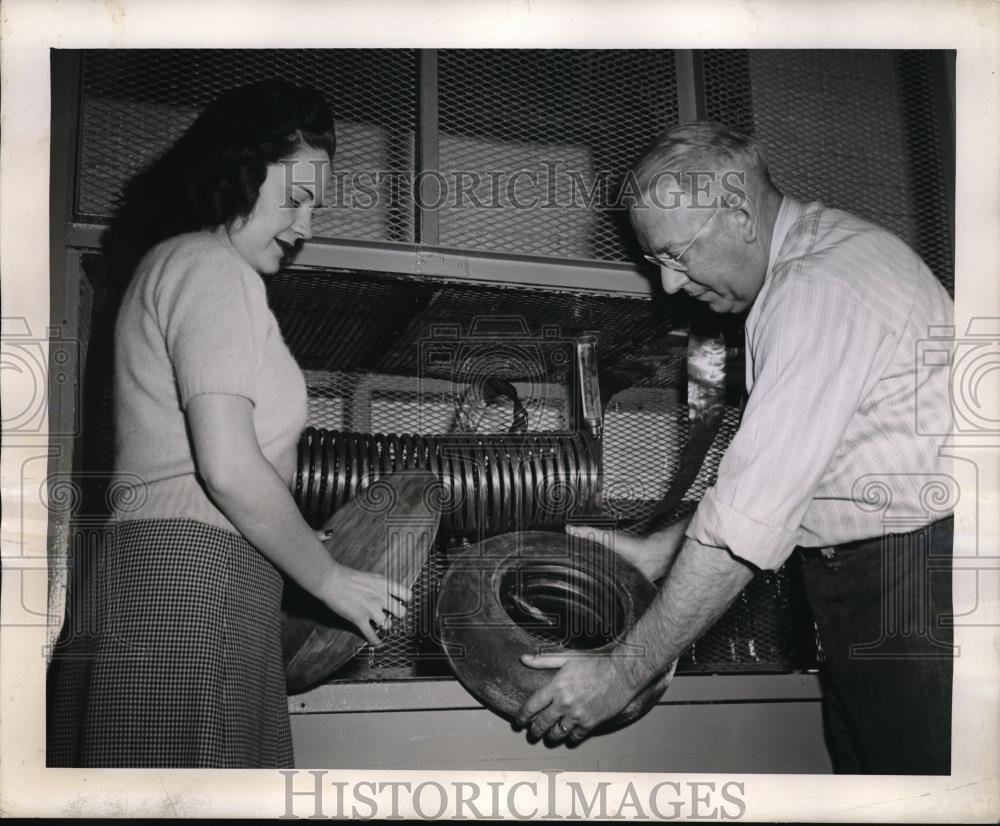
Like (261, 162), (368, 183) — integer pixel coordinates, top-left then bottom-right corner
(746, 49), (954, 294)
(72, 49), (950, 293)
(288, 698), (832, 773)
(76, 48), (418, 243)
(435, 49), (678, 262)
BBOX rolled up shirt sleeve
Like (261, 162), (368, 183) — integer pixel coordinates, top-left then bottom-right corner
(687, 273), (894, 570)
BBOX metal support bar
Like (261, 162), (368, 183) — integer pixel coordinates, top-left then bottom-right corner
(50, 50), (83, 334)
(674, 49), (707, 122)
(674, 49), (707, 123)
(289, 673), (824, 714)
(50, 53), (85, 476)
(48, 50), (86, 658)
(416, 49), (440, 245)
(65, 222), (657, 297)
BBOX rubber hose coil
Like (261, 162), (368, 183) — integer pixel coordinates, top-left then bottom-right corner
(435, 531), (674, 731)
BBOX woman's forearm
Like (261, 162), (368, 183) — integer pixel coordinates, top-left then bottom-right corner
(184, 393), (408, 644)
(201, 451), (339, 599)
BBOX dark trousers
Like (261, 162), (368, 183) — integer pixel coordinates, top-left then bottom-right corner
(799, 516), (954, 775)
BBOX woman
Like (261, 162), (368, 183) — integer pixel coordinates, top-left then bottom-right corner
(73, 79), (409, 768)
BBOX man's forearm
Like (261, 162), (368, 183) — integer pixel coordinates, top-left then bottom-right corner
(614, 537), (756, 690)
(649, 514), (693, 578)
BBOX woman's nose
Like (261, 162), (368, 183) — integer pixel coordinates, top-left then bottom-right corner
(660, 266), (690, 294)
(292, 208), (313, 241)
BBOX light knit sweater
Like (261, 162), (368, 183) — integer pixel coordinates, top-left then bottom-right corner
(111, 230), (308, 535)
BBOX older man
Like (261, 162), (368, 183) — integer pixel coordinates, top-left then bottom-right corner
(516, 122), (955, 775)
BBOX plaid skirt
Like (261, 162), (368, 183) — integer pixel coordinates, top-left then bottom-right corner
(47, 518), (293, 768)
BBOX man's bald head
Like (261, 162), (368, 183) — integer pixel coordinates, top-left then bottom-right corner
(630, 121), (780, 211)
(626, 122), (785, 314)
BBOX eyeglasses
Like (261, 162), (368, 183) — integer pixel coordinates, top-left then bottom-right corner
(642, 207), (720, 272)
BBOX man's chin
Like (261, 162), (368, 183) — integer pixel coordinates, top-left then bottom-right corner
(705, 295), (746, 313)
(702, 296), (730, 313)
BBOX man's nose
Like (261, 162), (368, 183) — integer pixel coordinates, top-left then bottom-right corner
(660, 266), (690, 294)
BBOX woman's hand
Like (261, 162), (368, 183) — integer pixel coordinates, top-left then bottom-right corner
(316, 561), (412, 647)
(565, 516), (691, 580)
(187, 394), (413, 646)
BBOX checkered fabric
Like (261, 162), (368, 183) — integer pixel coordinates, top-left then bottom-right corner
(50, 519), (293, 768)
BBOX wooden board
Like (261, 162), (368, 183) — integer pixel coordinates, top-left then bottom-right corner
(282, 470), (441, 692)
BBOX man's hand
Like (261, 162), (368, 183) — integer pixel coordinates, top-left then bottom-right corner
(566, 516), (690, 580)
(516, 531), (755, 746)
(515, 652), (637, 744)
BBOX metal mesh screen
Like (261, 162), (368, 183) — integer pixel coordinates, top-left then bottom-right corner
(895, 51), (954, 294)
(702, 50), (755, 135)
(733, 49), (954, 295)
(300, 370), (572, 436)
(262, 269), (815, 679)
(77, 49), (417, 242)
(435, 49), (678, 261)
(68, 254), (817, 681)
(266, 268), (685, 378)
(76, 48), (948, 289)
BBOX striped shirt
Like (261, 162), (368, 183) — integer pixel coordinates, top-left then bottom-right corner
(687, 196), (954, 570)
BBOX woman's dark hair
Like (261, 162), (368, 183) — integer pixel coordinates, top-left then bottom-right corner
(105, 78), (335, 280)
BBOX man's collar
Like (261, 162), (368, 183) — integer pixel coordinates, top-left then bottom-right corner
(765, 195), (800, 280)
(745, 195), (800, 326)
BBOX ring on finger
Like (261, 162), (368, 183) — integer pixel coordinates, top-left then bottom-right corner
(552, 719), (569, 737)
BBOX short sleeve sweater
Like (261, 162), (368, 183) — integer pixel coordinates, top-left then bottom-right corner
(111, 230), (308, 534)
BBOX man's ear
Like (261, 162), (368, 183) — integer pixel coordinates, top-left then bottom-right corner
(728, 190), (758, 243)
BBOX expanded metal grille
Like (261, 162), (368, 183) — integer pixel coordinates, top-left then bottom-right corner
(69, 253), (815, 680)
(77, 49), (417, 242)
(436, 50), (678, 262)
(702, 50), (755, 135)
(730, 49), (954, 295)
(76, 49), (949, 290)
(895, 52), (954, 294)
(307, 371), (803, 679)
(266, 268), (684, 377)
(267, 267), (810, 677)
(303, 370), (572, 435)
